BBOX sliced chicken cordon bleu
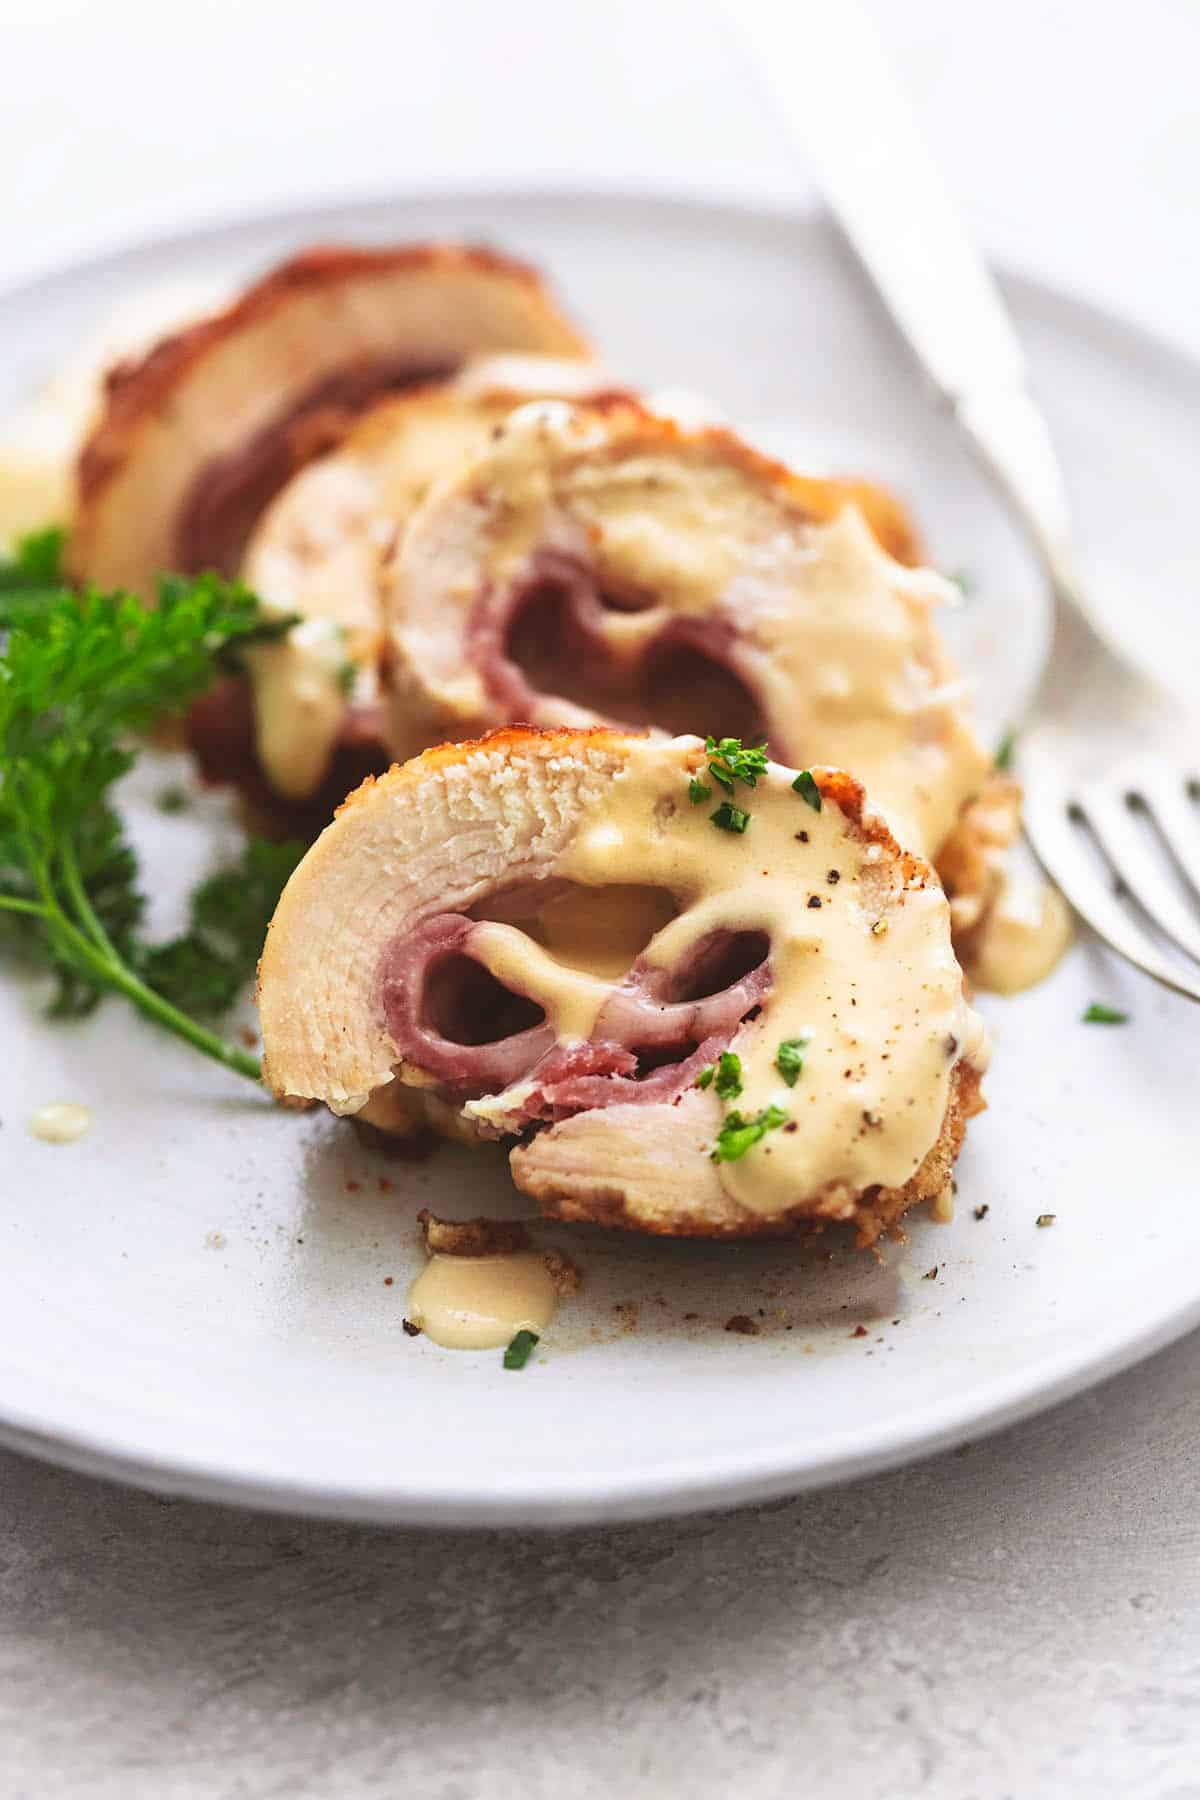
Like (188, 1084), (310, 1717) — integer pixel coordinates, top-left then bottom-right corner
(257, 729), (988, 1243)
(382, 400), (992, 854)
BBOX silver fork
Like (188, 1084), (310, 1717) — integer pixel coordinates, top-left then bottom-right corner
(725, 0), (1200, 1002)
(1021, 737), (1200, 1005)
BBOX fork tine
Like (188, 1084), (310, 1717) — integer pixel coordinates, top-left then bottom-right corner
(1138, 770), (1200, 903)
(1021, 760), (1200, 1005)
(1075, 781), (1200, 969)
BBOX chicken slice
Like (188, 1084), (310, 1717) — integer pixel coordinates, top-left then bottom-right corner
(257, 728), (987, 1244)
(381, 399), (990, 860)
(69, 243), (589, 596)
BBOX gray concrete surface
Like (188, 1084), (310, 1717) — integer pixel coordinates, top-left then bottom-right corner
(2, 1327), (1198, 1799)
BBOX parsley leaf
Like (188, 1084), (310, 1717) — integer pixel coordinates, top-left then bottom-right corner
(994, 730), (1016, 772)
(1082, 1002), (1128, 1025)
(503, 1329), (539, 1370)
(0, 525), (71, 631)
(705, 735), (768, 791)
(0, 524), (67, 589)
(0, 577), (290, 1078)
(696, 1064), (715, 1089)
(775, 1036), (809, 1086)
(143, 838), (304, 1017)
(688, 777), (712, 805)
(711, 801), (750, 834)
(711, 1104), (789, 1163)
(792, 770), (821, 811)
(713, 1050), (744, 1101)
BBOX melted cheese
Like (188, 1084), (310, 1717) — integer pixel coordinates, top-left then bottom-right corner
(406, 1249), (559, 1349)
(471, 882), (677, 1020)
(469, 739), (987, 1220)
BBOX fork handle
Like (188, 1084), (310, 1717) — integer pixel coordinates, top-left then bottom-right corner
(955, 387), (1087, 620)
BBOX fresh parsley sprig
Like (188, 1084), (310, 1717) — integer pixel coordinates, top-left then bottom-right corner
(0, 573), (298, 1079)
(142, 838), (304, 1019)
(0, 525), (71, 630)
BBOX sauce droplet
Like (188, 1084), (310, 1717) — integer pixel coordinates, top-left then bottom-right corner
(28, 1103), (92, 1144)
(406, 1251), (560, 1350)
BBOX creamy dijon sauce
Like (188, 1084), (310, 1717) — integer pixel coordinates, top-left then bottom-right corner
(407, 1250), (559, 1349)
(457, 406), (990, 858)
(244, 618), (355, 801)
(28, 1103), (93, 1144)
(466, 739), (987, 1219)
(746, 512), (991, 855)
(970, 878), (1074, 995)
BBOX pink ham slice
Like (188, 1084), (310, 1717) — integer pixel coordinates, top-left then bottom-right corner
(466, 550), (767, 744)
(378, 911), (771, 1121)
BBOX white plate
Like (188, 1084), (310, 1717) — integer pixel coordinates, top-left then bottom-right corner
(3, 188), (1197, 1527)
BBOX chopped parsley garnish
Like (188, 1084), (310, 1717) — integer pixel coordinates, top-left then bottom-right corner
(711, 801), (750, 835)
(0, 575), (298, 1077)
(503, 1329), (539, 1370)
(705, 735), (768, 793)
(1082, 1002), (1128, 1025)
(994, 730), (1016, 772)
(792, 770), (821, 811)
(775, 1036), (809, 1087)
(711, 1104), (789, 1162)
(156, 786), (189, 815)
(335, 659), (358, 698)
(949, 568), (974, 599)
(696, 1064), (714, 1089)
(688, 778), (712, 805)
(713, 1050), (744, 1101)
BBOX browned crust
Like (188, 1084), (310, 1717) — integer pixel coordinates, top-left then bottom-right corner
(332, 723), (645, 820)
(935, 770), (1023, 949)
(77, 243), (588, 509)
(417, 1210), (531, 1256)
(529, 1059), (983, 1247)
